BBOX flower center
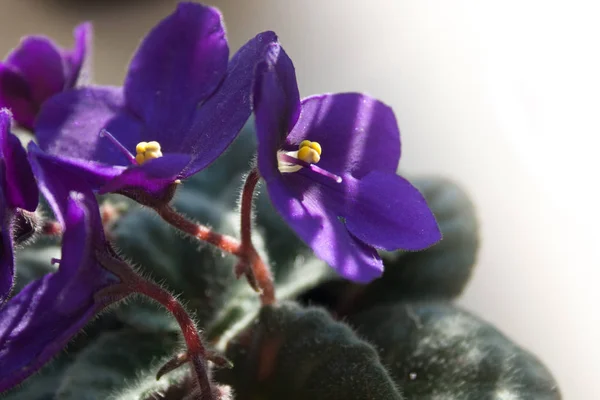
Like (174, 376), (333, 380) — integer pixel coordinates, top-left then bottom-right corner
(99, 130), (164, 166)
(135, 141), (163, 164)
(277, 140), (342, 183)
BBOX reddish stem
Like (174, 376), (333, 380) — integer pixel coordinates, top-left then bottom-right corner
(96, 249), (216, 399)
(133, 279), (214, 398)
(153, 169), (275, 305)
(238, 169), (275, 305)
(155, 205), (243, 256)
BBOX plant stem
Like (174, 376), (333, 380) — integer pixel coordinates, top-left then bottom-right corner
(238, 168), (275, 305)
(153, 168), (275, 305)
(155, 204), (243, 256)
(96, 249), (216, 400)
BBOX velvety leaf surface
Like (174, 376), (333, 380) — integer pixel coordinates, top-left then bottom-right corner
(349, 302), (561, 400)
(216, 302), (403, 400)
(54, 330), (179, 400)
(299, 177), (479, 314)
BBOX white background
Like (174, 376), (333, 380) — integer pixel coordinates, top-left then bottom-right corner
(1, 1), (598, 398)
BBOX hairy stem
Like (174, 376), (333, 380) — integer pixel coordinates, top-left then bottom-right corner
(153, 169), (276, 305)
(134, 279), (215, 399)
(155, 204), (243, 256)
(96, 249), (216, 399)
(238, 168), (275, 305)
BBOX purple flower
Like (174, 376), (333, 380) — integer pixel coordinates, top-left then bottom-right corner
(253, 44), (442, 283)
(33, 3), (278, 200)
(0, 147), (121, 391)
(0, 23), (91, 130)
(0, 109), (39, 304)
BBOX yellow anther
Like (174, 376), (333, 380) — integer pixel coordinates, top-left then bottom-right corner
(135, 142), (148, 153)
(135, 141), (163, 164)
(308, 141), (321, 155)
(299, 140), (312, 149)
(297, 145), (320, 164)
(145, 141), (161, 152)
(296, 140), (322, 164)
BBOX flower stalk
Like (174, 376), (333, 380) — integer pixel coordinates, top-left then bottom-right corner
(152, 168), (276, 305)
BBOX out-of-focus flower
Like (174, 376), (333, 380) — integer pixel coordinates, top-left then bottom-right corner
(0, 147), (122, 391)
(253, 44), (442, 283)
(0, 23), (91, 130)
(0, 109), (39, 303)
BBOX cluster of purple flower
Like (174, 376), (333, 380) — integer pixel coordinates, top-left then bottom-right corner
(0, 2), (441, 392)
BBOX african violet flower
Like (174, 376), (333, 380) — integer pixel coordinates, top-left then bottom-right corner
(33, 2), (278, 201)
(0, 109), (39, 304)
(0, 147), (121, 391)
(0, 23), (91, 130)
(253, 44), (442, 282)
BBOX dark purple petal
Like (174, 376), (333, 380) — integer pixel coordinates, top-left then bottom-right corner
(0, 64), (36, 129)
(287, 93), (401, 179)
(98, 153), (191, 195)
(63, 22), (92, 87)
(35, 86), (144, 166)
(124, 2), (228, 137)
(0, 109), (38, 211)
(5, 36), (65, 107)
(266, 176), (384, 282)
(344, 171), (442, 251)
(180, 31), (280, 176)
(0, 194), (117, 391)
(253, 41), (300, 181)
(27, 143), (124, 193)
(0, 194), (15, 304)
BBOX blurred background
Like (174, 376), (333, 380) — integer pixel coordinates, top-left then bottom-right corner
(1, 0), (598, 398)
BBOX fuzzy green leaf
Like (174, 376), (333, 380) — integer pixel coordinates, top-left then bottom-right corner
(55, 330), (179, 400)
(349, 302), (560, 399)
(216, 302), (402, 400)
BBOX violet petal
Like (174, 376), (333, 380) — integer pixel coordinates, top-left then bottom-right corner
(180, 31), (280, 176)
(253, 41), (300, 181)
(344, 171), (442, 251)
(287, 93), (401, 179)
(35, 86), (144, 166)
(266, 175), (384, 283)
(0, 109), (38, 211)
(124, 2), (228, 138)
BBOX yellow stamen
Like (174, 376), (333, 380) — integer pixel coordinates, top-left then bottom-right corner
(135, 140), (163, 164)
(297, 140), (322, 164)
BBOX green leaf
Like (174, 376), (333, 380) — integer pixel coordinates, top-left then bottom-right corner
(299, 177), (479, 314)
(216, 302), (403, 400)
(111, 368), (193, 400)
(55, 330), (179, 400)
(349, 302), (560, 399)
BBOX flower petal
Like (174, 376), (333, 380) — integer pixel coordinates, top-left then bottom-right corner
(0, 193), (15, 304)
(344, 171), (442, 251)
(266, 176), (384, 283)
(5, 36), (66, 107)
(35, 86), (144, 166)
(64, 22), (92, 87)
(0, 109), (38, 211)
(98, 153), (191, 195)
(287, 93), (401, 179)
(124, 2), (228, 138)
(253, 42), (301, 181)
(0, 194), (117, 392)
(28, 143), (123, 199)
(0, 64), (36, 129)
(180, 31), (281, 176)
